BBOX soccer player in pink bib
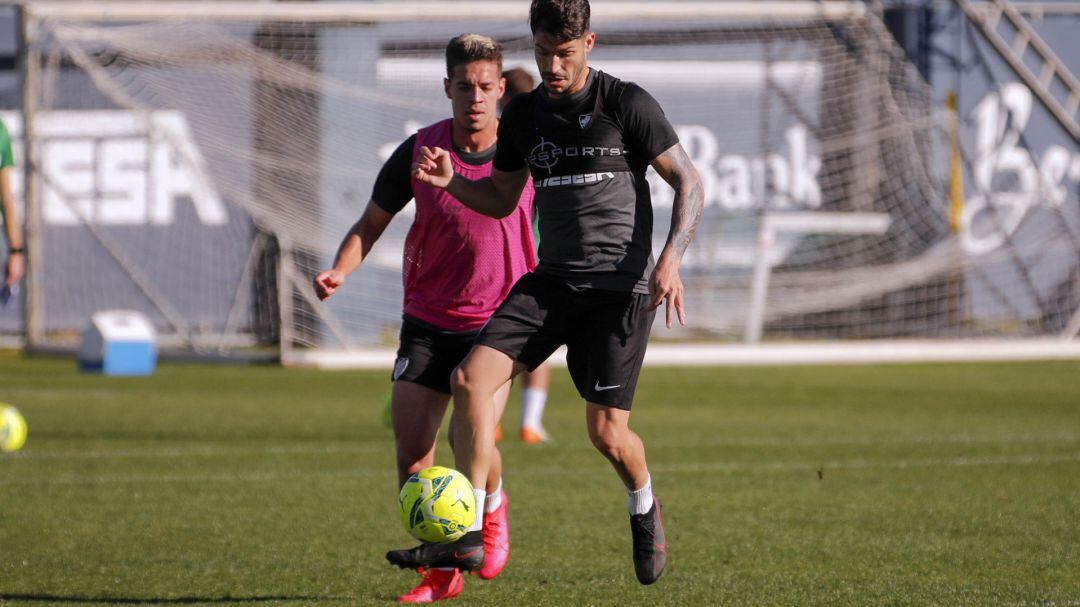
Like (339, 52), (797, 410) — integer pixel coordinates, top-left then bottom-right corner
(313, 34), (534, 603)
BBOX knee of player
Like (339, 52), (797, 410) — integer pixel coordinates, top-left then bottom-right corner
(450, 363), (488, 398)
(588, 424), (625, 460)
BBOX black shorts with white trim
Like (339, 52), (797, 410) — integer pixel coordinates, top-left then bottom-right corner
(392, 315), (479, 395)
(474, 272), (654, 410)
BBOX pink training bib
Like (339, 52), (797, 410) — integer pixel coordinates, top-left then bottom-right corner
(402, 119), (536, 332)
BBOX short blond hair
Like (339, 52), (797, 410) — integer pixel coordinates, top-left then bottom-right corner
(445, 34), (503, 79)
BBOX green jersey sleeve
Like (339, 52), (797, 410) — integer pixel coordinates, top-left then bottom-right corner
(0, 119), (13, 169)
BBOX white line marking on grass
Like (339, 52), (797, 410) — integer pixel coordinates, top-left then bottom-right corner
(3, 453), (1078, 486)
(649, 433), (1079, 449)
(1002, 596), (1080, 600)
(651, 453), (1080, 474)
(0, 467), (391, 486)
(7, 433), (1077, 462)
(4, 442), (386, 460)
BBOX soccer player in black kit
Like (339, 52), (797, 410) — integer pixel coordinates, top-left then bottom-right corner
(389, 0), (704, 586)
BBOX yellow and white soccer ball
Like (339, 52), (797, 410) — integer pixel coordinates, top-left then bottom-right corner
(399, 466), (476, 543)
(0, 403), (27, 453)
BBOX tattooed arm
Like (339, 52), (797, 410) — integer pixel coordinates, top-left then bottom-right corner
(649, 142), (705, 328)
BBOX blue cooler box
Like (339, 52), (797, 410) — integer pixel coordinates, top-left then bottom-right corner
(78, 310), (157, 376)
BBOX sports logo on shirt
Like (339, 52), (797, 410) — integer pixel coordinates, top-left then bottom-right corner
(528, 138), (561, 172)
(527, 137), (626, 174)
(535, 172), (616, 188)
(578, 113), (593, 129)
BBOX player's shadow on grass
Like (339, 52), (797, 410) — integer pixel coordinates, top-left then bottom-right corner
(0, 594), (353, 604)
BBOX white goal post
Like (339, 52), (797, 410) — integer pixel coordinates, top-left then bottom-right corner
(21, 2), (867, 22)
(745, 212), (893, 343)
(11, 0), (1080, 366)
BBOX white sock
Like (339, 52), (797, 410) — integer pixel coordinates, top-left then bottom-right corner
(521, 387), (548, 429)
(485, 477), (503, 513)
(626, 474), (654, 515)
(469, 488), (486, 531)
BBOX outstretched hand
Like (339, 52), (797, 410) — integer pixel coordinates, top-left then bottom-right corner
(411, 146), (454, 189)
(648, 253), (685, 328)
(313, 269), (345, 301)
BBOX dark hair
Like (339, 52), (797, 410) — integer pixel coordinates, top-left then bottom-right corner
(445, 34), (503, 79)
(502, 68), (535, 97)
(529, 0), (591, 41)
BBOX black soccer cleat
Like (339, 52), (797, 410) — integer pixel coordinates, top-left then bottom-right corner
(629, 494), (668, 585)
(386, 530), (485, 572)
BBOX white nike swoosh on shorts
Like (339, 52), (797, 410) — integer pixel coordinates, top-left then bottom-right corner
(594, 382), (622, 391)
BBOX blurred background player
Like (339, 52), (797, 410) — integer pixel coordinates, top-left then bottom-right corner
(499, 67), (552, 445)
(313, 34), (535, 603)
(0, 117), (25, 305)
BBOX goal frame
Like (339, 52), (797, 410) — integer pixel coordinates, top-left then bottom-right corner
(13, 0), (1080, 367)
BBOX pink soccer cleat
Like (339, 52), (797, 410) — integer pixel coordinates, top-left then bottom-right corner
(397, 568), (463, 603)
(478, 490), (510, 580)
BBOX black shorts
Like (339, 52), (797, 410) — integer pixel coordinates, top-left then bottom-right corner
(393, 315), (479, 395)
(474, 272), (655, 410)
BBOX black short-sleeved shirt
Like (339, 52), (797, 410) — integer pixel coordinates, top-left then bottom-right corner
(371, 134), (496, 213)
(495, 68), (679, 293)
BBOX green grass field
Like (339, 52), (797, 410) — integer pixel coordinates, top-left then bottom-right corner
(1, 352), (1078, 606)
